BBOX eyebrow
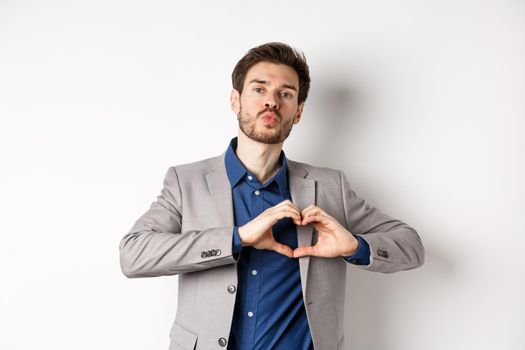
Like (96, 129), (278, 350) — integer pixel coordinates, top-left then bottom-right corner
(248, 79), (298, 92)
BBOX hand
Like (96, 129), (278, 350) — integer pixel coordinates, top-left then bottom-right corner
(293, 204), (359, 258)
(238, 199), (302, 258)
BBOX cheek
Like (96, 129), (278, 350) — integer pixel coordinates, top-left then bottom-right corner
(282, 102), (299, 113)
(241, 95), (265, 110)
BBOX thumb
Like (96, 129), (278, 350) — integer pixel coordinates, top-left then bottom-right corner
(270, 241), (294, 258)
(293, 246), (317, 258)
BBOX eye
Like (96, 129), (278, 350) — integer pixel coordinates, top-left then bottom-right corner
(280, 92), (291, 98)
(254, 87), (263, 93)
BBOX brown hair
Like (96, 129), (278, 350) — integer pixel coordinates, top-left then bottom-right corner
(231, 42), (311, 104)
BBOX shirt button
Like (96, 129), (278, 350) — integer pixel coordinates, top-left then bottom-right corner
(251, 269), (258, 276)
(254, 190), (260, 196)
(218, 337), (228, 347)
(247, 311), (254, 317)
(227, 285), (236, 294)
(247, 175), (253, 180)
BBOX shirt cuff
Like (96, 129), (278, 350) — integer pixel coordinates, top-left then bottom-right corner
(232, 226), (243, 254)
(343, 235), (371, 265)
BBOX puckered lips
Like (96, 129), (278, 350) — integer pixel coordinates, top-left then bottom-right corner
(260, 111), (278, 126)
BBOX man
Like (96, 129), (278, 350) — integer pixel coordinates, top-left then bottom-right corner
(119, 42), (425, 350)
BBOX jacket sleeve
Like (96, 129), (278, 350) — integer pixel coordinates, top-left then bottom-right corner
(340, 171), (425, 273)
(119, 166), (239, 278)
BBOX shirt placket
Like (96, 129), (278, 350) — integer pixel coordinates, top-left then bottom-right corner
(243, 178), (266, 347)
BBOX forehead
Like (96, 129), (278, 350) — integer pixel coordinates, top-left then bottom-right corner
(244, 61), (299, 88)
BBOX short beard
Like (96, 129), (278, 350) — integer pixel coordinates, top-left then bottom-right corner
(236, 104), (294, 144)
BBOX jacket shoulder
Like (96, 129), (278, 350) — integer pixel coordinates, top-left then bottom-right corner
(287, 158), (343, 181)
(169, 153), (224, 176)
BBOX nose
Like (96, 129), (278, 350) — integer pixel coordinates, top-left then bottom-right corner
(264, 95), (279, 110)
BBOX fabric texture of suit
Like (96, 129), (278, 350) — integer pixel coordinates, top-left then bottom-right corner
(119, 151), (425, 350)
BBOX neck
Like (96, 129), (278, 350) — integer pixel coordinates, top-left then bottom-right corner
(235, 130), (283, 184)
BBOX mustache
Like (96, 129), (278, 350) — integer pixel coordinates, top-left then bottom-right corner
(257, 108), (281, 120)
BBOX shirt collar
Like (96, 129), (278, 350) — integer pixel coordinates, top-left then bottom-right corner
(224, 137), (289, 196)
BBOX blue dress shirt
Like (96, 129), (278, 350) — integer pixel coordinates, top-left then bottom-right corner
(225, 137), (370, 350)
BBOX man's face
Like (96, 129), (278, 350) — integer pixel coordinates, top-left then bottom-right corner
(231, 61), (304, 144)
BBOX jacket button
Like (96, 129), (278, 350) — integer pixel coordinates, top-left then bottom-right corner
(216, 249), (222, 256)
(211, 249), (217, 256)
(227, 285), (236, 294)
(377, 249), (389, 258)
(201, 251), (207, 258)
(218, 337), (228, 347)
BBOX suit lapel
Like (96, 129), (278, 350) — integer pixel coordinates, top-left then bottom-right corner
(287, 159), (316, 294)
(205, 152), (235, 227)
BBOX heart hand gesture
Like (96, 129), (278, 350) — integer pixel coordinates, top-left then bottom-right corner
(238, 200), (358, 259)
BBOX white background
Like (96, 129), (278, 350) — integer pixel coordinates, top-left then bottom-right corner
(1, 0), (524, 349)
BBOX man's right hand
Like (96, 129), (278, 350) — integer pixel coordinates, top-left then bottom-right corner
(238, 200), (302, 258)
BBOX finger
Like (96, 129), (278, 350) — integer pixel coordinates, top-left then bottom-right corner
(275, 199), (297, 209)
(301, 204), (316, 214)
(273, 201), (301, 216)
(293, 246), (318, 258)
(273, 200), (289, 209)
(263, 201), (289, 216)
(301, 210), (324, 224)
(303, 205), (334, 220)
(270, 204), (301, 219)
(282, 204), (302, 218)
(301, 205), (324, 219)
(271, 242), (294, 258)
(292, 216), (303, 226)
(270, 208), (302, 225)
(284, 199), (299, 209)
(302, 214), (331, 226)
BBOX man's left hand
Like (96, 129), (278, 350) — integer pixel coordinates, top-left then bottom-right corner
(293, 204), (359, 258)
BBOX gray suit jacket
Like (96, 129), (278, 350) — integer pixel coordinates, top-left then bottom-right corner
(119, 152), (424, 350)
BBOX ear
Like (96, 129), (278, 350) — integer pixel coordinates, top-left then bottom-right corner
(230, 89), (241, 114)
(293, 102), (305, 124)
